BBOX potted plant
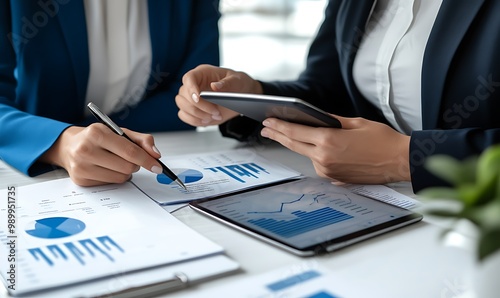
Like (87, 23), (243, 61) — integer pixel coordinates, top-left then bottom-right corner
(418, 145), (500, 297)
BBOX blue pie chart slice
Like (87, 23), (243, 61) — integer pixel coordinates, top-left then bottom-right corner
(25, 217), (86, 239)
(157, 168), (203, 185)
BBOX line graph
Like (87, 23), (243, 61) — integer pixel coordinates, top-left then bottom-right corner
(248, 194), (326, 214)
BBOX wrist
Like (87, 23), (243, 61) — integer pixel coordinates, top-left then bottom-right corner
(39, 126), (79, 169)
(253, 80), (263, 94)
(394, 135), (411, 181)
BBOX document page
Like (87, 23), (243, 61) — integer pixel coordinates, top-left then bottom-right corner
(190, 262), (343, 298)
(0, 179), (223, 296)
(131, 149), (302, 205)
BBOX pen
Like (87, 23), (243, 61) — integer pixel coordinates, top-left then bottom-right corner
(87, 102), (187, 190)
(81, 272), (189, 298)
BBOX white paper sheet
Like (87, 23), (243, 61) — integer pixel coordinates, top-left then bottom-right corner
(0, 179), (224, 296)
(131, 149), (302, 205)
(344, 184), (422, 209)
(190, 262), (343, 298)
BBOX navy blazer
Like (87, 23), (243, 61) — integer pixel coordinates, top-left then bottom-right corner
(0, 0), (220, 176)
(221, 0), (500, 192)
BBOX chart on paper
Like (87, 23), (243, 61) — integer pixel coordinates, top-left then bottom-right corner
(131, 149), (302, 205)
(0, 178), (223, 295)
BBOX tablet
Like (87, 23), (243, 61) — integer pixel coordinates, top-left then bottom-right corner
(189, 177), (423, 256)
(200, 91), (342, 128)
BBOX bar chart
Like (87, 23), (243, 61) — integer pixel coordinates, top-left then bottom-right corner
(27, 235), (124, 266)
(249, 207), (353, 238)
(205, 162), (270, 183)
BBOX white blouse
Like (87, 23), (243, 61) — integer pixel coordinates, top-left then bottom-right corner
(83, 0), (152, 115)
(352, 0), (443, 134)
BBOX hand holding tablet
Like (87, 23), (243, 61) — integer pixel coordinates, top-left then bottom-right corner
(200, 91), (342, 128)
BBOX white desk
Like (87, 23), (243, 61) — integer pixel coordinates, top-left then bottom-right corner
(0, 129), (475, 298)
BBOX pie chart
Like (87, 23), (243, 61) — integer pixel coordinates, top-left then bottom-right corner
(25, 217), (86, 239)
(157, 168), (204, 185)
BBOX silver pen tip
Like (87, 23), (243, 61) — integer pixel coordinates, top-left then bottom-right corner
(176, 179), (188, 190)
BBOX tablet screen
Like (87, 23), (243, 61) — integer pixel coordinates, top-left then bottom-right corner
(190, 177), (422, 256)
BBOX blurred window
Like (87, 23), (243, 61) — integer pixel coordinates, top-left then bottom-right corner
(219, 0), (328, 81)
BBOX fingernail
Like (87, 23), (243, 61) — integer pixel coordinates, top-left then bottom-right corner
(212, 114), (222, 121)
(151, 165), (162, 174)
(152, 145), (161, 156)
(201, 119), (211, 125)
(260, 129), (269, 138)
(263, 120), (271, 126)
(191, 93), (199, 103)
(211, 81), (224, 90)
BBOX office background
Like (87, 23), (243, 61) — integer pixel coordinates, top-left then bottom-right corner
(219, 0), (327, 81)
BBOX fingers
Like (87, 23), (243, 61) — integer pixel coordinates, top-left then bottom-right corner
(260, 116), (412, 184)
(122, 128), (161, 159)
(261, 118), (332, 145)
(260, 118), (319, 157)
(176, 85), (223, 125)
(177, 64), (262, 127)
(68, 163), (134, 187)
(90, 126), (163, 175)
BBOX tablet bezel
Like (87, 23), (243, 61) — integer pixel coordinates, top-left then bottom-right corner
(200, 91), (342, 128)
(189, 180), (423, 256)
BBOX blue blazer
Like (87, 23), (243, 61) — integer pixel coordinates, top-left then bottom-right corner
(0, 0), (220, 176)
(221, 0), (500, 192)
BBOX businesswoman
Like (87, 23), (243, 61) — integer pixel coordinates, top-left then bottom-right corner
(0, 1), (220, 186)
(176, 0), (500, 193)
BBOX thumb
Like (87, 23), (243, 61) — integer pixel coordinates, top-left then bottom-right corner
(328, 114), (360, 130)
(210, 73), (249, 93)
(210, 79), (231, 92)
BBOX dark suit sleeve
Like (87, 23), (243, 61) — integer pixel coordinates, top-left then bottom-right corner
(410, 128), (500, 192)
(219, 0), (354, 141)
(106, 0), (221, 133)
(0, 1), (71, 176)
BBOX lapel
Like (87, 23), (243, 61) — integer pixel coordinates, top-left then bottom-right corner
(56, 0), (89, 105)
(336, 0), (376, 71)
(336, 0), (389, 121)
(421, 0), (485, 129)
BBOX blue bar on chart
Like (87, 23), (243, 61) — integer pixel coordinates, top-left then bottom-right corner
(205, 162), (270, 183)
(266, 270), (321, 291)
(306, 291), (339, 298)
(28, 236), (124, 266)
(249, 207), (353, 238)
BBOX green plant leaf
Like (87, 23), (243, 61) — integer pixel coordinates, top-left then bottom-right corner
(477, 228), (500, 262)
(457, 156), (479, 184)
(457, 184), (483, 205)
(424, 155), (465, 185)
(456, 175), (498, 207)
(477, 145), (500, 185)
(468, 200), (500, 230)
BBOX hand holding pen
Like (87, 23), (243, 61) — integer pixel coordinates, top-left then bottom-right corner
(87, 102), (187, 189)
(39, 103), (186, 188)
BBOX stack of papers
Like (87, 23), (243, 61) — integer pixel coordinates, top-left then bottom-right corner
(0, 179), (238, 297)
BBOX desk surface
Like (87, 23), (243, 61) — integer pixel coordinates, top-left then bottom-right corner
(0, 129), (475, 298)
